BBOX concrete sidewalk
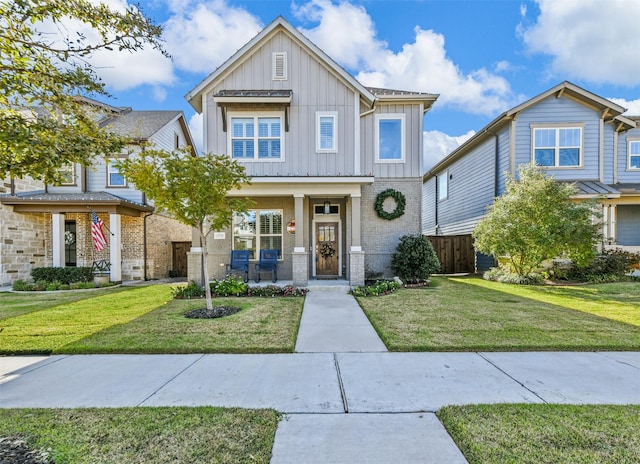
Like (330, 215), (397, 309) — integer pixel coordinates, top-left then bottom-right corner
(1, 289), (640, 463)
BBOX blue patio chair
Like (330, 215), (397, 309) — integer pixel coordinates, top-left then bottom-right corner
(254, 249), (278, 283)
(225, 250), (250, 283)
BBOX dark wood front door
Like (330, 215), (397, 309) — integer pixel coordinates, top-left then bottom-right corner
(172, 241), (191, 277)
(316, 222), (339, 276)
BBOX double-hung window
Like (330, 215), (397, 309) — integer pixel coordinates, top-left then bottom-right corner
(230, 114), (283, 161)
(375, 114), (405, 162)
(316, 112), (337, 153)
(107, 158), (126, 187)
(58, 163), (75, 185)
(629, 140), (640, 169)
(533, 126), (582, 167)
(232, 210), (283, 260)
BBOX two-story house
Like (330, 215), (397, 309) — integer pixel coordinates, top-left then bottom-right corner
(0, 99), (197, 285)
(185, 17), (437, 287)
(423, 81), (640, 272)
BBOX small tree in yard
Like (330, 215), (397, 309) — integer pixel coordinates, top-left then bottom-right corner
(119, 149), (254, 311)
(391, 234), (440, 283)
(473, 164), (601, 278)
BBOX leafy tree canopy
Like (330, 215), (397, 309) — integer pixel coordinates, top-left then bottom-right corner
(0, 0), (166, 184)
(473, 164), (601, 277)
(118, 149), (254, 309)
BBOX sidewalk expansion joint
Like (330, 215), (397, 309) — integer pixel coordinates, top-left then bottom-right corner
(136, 354), (206, 406)
(476, 352), (548, 404)
(333, 353), (349, 413)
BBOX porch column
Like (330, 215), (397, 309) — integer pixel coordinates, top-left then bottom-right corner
(349, 193), (365, 286)
(52, 213), (65, 267)
(109, 213), (122, 282)
(292, 193), (308, 286)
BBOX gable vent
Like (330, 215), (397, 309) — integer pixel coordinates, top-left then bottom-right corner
(273, 52), (287, 80)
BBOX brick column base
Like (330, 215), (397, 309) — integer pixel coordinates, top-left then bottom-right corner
(292, 251), (309, 287)
(349, 250), (365, 287)
(187, 251), (203, 285)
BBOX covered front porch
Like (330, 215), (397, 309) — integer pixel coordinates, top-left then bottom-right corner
(188, 176), (373, 287)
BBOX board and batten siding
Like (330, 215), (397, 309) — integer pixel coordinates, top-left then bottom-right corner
(514, 96), (601, 181)
(617, 127), (640, 183)
(204, 30), (358, 177)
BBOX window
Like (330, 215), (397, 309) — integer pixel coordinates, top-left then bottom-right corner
(629, 140), (640, 169)
(316, 112), (337, 152)
(533, 126), (582, 167)
(438, 171), (448, 200)
(107, 158), (126, 187)
(58, 163), (75, 185)
(375, 114), (405, 162)
(272, 52), (287, 80)
(230, 115), (283, 160)
(232, 210), (283, 260)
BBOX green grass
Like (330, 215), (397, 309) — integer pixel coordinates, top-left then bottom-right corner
(357, 277), (640, 351)
(0, 407), (278, 464)
(61, 295), (304, 354)
(438, 404), (640, 464)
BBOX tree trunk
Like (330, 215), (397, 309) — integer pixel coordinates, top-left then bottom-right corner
(199, 225), (214, 311)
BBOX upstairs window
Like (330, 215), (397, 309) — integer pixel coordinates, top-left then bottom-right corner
(230, 114), (283, 161)
(107, 158), (126, 187)
(272, 52), (287, 80)
(375, 114), (405, 162)
(533, 126), (582, 167)
(629, 140), (640, 169)
(58, 163), (75, 185)
(316, 112), (337, 153)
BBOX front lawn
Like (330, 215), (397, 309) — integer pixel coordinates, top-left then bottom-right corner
(0, 407), (277, 464)
(357, 277), (640, 351)
(438, 404), (640, 464)
(0, 285), (304, 354)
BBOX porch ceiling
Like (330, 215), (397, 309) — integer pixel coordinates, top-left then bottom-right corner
(230, 176), (374, 197)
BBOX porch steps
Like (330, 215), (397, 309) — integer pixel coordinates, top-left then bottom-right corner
(306, 280), (350, 293)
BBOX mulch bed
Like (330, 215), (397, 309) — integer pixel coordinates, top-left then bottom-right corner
(184, 306), (242, 319)
(0, 437), (53, 464)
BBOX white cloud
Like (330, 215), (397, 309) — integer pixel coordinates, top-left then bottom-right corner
(188, 112), (204, 154)
(423, 130), (475, 172)
(519, 0), (640, 86)
(163, 0), (263, 74)
(609, 97), (640, 116)
(294, 0), (518, 116)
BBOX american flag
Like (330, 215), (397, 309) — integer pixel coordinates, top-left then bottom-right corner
(91, 212), (108, 251)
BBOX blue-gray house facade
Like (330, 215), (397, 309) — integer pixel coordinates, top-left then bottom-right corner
(423, 81), (640, 270)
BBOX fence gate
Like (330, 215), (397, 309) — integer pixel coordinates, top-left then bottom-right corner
(172, 241), (191, 277)
(427, 235), (475, 274)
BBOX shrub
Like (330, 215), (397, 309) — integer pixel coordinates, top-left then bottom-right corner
(31, 267), (93, 284)
(172, 281), (205, 299)
(350, 280), (402, 297)
(569, 249), (640, 283)
(12, 279), (34, 291)
(391, 235), (440, 283)
(211, 277), (247, 296)
(483, 267), (544, 285)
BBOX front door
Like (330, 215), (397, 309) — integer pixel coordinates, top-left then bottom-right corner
(315, 222), (339, 276)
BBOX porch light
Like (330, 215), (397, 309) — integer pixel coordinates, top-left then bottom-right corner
(324, 200), (331, 214)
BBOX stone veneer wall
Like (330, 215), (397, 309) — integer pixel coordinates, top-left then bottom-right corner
(0, 177), (47, 286)
(145, 213), (192, 279)
(361, 178), (422, 279)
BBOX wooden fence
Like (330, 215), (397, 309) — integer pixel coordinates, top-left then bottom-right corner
(427, 234), (476, 274)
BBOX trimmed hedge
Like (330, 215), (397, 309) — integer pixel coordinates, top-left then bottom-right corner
(31, 267), (93, 284)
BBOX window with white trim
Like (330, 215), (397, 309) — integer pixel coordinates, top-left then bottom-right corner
(272, 52), (287, 80)
(375, 114), (405, 162)
(533, 126), (582, 167)
(438, 171), (448, 200)
(232, 210), (283, 260)
(629, 140), (640, 169)
(230, 114), (283, 161)
(58, 163), (75, 185)
(316, 112), (337, 153)
(107, 158), (126, 187)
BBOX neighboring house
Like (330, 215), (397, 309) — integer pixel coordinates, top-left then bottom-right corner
(423, 81), (640, 272)
(185, 17), (437, 286)
(0, 99), (197, 286)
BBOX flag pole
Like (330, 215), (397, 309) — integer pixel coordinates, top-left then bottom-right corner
(86, 206), (115, 236)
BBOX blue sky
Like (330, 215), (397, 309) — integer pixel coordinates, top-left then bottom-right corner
(78, 0), (640, 168)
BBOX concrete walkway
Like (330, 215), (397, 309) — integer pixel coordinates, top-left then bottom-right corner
(1, 288), (640, 463)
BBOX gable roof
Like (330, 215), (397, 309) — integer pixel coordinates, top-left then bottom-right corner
(185, 16), (378, 113)
(424, 81), (638, 180)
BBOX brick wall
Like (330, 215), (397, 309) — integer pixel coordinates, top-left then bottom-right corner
(145, 213), (192, 279)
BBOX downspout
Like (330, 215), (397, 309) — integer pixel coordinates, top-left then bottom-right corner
(143, 208), (153, 281)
